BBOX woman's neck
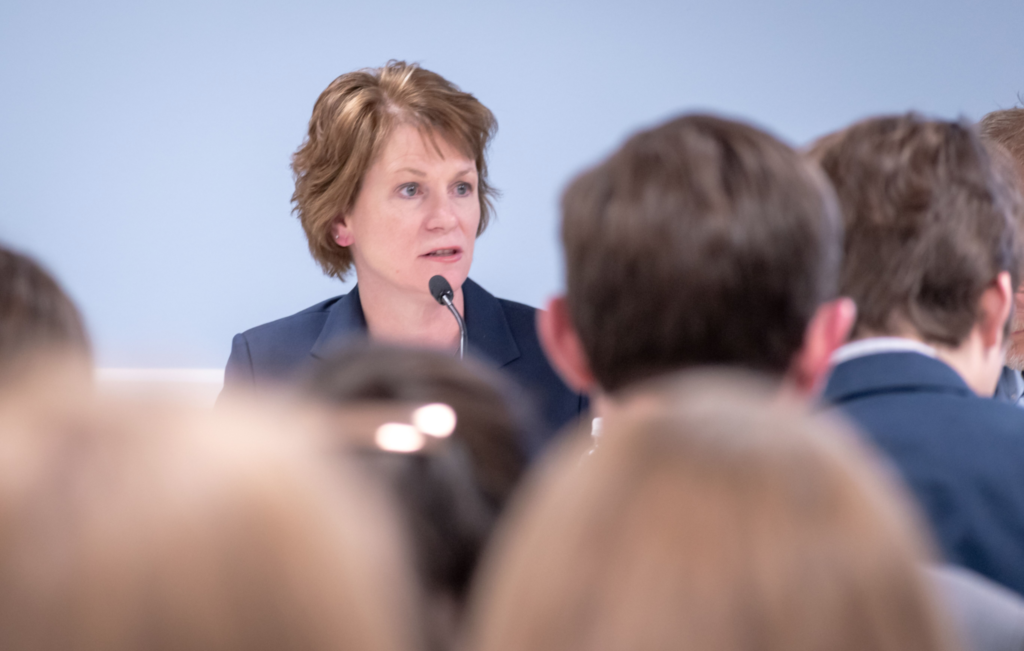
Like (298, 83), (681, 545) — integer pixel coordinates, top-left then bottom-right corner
(356, 274), (464, 350)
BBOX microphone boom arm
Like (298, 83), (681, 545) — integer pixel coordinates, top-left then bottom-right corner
(439, 293), (467, 359)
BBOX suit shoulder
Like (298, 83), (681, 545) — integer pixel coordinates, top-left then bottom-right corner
(496, 297), (538, 331)
(238, 296), (341, 345)
(965, 396), (1024, 438)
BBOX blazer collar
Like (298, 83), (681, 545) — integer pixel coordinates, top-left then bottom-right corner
(310, 286), (368, 359)
(309, 278), (522, 368)
(462, 277), (521, 368)
(823, 351), (974, 404)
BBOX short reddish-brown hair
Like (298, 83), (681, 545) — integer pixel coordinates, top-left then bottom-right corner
(292, 61), (498, 279)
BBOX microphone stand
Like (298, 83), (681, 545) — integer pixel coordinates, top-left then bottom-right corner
(439, 293), (467, 359)
(428, 275), (467, 359)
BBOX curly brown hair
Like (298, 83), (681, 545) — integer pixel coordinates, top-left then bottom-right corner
(292, 61), (498, 280)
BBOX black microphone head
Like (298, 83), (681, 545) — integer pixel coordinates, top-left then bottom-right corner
(428, 275), (454, 304)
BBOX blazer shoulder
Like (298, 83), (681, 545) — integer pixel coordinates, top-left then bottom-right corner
(495, 297), (539, 332)
(966, 396), (1024, 439)
(229, 296), (345, 385)
(238, 296), (342, 346)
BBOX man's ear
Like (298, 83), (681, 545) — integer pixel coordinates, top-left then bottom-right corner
(537, 296), (597, 393)
(978, 270), (1014, 350)
(787, 297), (857, 398)
(330, 215), (354, 247)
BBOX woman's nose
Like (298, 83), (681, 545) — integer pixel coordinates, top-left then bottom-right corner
(425, 194), (460, 231)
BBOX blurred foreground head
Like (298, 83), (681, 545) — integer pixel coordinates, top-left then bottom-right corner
(541, 114), (854, 402)
(304, 343), (537, 650)
(0, 245), (90, 386)
(0, 395), (417, 651)
(468, 372), (957, 651)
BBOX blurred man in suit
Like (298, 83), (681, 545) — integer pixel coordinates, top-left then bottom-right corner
(810, 114), (1024, 596)
(538, 112), (1024, 646)
(979, 108), (1024, 407)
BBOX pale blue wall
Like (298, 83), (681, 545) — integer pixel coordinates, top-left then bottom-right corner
(1, 0), (1021, 367)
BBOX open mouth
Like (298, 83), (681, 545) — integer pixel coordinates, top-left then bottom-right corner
(424, 248), (460, 258)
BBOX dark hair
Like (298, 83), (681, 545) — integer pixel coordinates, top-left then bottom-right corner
(0, 244), (89, 367)
(560, 114), (841, 393)
(305, 343), (536, 586)
(808, 114), (1024, 345)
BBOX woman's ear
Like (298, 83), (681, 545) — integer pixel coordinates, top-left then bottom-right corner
(331, 216), (354, 247)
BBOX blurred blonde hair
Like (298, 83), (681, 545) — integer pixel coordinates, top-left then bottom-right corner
(0, 395), (418, 651)
(467, 371), (958, 651)
(292, 61), (498, 279)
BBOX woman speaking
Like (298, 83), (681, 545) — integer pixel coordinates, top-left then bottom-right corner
(223, 61), (586, 442)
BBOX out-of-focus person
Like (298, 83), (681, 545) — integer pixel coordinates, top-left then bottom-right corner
(536, 112), (854, 413)
(979, 107), (1024, 406)
(0, 395), (418, 651)
(304, 343), (537, 651)
(467, 372), (960, 651)
(533, 111), (1024, 647)
(222, 61), (585, 442)
(810, 114), (1024, 595)
(0, 243), (90, 389)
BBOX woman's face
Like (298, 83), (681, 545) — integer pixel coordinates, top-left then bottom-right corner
(333, 123), (480, 299)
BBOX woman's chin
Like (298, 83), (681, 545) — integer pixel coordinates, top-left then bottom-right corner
(416, 257), (472, 285)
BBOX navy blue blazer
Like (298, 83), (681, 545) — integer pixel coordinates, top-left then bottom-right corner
(822, 352), (1024, 596)
(223, 278), (588, 452)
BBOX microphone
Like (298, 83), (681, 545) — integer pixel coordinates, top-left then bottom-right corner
(429, 275), (467, 359)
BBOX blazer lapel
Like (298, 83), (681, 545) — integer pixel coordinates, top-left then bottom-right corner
(462, 278), (521, 368)
(307, 279), (522, 368)
(310, 286), (368, 360)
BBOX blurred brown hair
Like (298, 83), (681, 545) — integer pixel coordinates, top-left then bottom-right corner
(808, 114), (1024, 345)
(305, 343), (538, 651)
(292, 61), (498, 279)
(979, 108), (1024, 172)
(0, 396), (417, 651)
(468, 371), (957, 651)
(306, 342), (536, 501)
(560, 114), (841, 393)
(0, 244), (89, 369)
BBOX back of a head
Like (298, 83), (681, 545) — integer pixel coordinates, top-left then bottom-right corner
(0, 396), (416, 651)
(304, 342), (536, 643)
(306, 342), (534, 505)
(0, 245), (90, 375)
(468, 372), (957, 651)
(809, 114), (1024, 345)
(560, 114), (841, 392)
(979, 108), (1024, 175)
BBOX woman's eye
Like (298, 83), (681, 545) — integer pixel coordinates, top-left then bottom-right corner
(454, 182), (473, 196)
(399, 183), (419, 197)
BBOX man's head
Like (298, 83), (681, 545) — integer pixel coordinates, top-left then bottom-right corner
(0, 244), (90, 383)
(539, 114), (853, 401)
(809, 114), (1024, 394)
(979, 108), (1024, 370)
